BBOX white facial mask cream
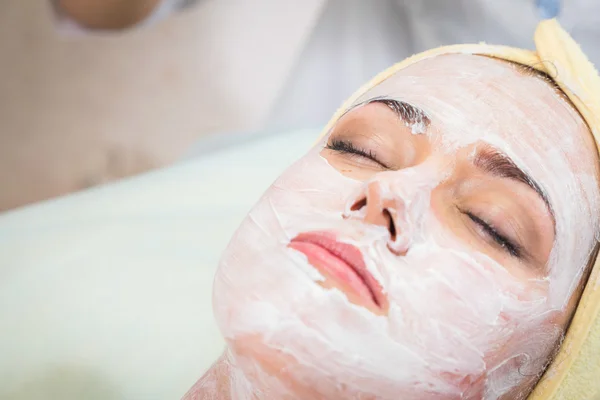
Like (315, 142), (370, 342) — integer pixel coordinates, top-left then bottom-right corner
(206, 54), (600, 400)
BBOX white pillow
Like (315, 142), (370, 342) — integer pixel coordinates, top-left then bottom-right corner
(0, 129), (315, 400)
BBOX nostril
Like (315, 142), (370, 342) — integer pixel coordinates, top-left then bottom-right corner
(383, 209), (396, 241)
(350, 198), (367, 211)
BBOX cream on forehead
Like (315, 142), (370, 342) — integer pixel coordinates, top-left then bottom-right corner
(353, 53), (600, 302)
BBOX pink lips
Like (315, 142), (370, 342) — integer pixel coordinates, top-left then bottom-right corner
(288, 231), (388, 313)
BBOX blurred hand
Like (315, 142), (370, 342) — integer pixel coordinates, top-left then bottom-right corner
(57, 0), (162, 30)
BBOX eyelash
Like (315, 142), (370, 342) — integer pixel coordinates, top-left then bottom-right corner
(464, 211), (521, 258)
(327, 138), (522, 259)
(326, 139), (389, 169)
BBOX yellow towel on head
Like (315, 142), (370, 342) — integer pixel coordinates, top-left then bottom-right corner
(319, 19), (600, 400)
(527, 22), (600, 400)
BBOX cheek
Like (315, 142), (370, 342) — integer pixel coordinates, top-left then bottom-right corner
(381, 243), (559, 395)
(269, 150), (361, 205)
(385, 244), (532, 340)
(212, 150), (363, 320)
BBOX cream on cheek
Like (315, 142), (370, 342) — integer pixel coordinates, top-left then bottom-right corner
(214, 155), (557, 399)
(211, 55), (599, 399)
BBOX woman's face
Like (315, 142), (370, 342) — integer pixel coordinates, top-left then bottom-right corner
(213, 54), (600, 399)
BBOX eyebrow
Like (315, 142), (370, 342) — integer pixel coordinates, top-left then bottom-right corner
(356, 98), (554, 217)
(474, 146), (554, 219)
(369, 98), (431, 129)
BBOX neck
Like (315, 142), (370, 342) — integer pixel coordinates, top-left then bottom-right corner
(182, 352), (231, 400)
(182, 351), (272, 400)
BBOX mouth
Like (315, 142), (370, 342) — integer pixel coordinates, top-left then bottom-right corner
(288, 231), (388, 314)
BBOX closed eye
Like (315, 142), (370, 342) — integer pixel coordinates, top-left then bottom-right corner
(464, 211), (522, 258)
(326, 139), (390, 169)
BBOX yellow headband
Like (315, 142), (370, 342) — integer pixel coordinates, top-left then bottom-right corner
(318, 19), (600, 399)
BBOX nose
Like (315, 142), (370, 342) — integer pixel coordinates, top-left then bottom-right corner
(359, 183), (399, 239)
(344, 170), (434, 255)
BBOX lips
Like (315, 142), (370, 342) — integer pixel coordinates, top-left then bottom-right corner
(288, 231), (388, 313)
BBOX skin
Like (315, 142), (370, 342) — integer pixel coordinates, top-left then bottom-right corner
(184, 54), (600, 399)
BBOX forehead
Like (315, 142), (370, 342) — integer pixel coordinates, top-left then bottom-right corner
(353, 53), (599, 210)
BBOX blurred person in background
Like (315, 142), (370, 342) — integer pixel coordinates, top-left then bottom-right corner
(1, 0), (598, 212)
